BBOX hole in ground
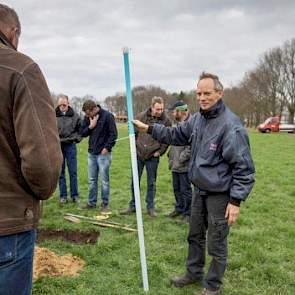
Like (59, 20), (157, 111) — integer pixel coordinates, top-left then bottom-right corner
(37, 229), (100, 244)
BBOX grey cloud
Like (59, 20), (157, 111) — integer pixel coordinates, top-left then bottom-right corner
(3, 0), (295, 99)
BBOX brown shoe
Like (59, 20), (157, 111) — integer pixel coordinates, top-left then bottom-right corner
(147, 208), (157, 217)
(166, 210), (181, 218)
(101, 205), (110, 214)
(81, 203), (96, 210)
(120, 207), (136, 215)
(170, 274), (202, 288)
(176, 215), (190, 224)
(194, 288), (221, 295)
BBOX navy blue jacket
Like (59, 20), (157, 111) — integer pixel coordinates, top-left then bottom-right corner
(81, 106), (118, 155)
(148, 100), (255, 203)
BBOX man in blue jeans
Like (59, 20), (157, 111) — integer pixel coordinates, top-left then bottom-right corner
(81, 100), (117, 213)
(0, 4), (62, 295)
(56, 94), (82, 204)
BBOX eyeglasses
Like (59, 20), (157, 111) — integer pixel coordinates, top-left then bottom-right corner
(59, 104), (68, 107)
(196, 90), (217, 97)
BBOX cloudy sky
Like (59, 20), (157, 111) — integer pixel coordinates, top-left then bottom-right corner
(3, 0), (295, 100)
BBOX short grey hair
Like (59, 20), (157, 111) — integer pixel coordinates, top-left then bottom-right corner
(0, 4), (21, 34)
(198, 72), (223, 91)
(57, 94), (69, 101)
(151, 96), (164, 106)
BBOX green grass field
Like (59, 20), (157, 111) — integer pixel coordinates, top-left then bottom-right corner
(33, 125), (295, 295)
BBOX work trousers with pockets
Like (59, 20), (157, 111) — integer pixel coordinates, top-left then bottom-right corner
(186, 189), (230, 291)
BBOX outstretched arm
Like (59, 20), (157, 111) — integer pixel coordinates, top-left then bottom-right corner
(133, 116), (195, 146)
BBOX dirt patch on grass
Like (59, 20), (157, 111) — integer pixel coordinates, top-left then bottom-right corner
(33, 246), (85, 280)
(37, 229), (100, 244)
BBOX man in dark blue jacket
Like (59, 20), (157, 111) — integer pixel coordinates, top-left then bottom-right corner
(81, 100), (117, 213)
(133, 73), (255, 295)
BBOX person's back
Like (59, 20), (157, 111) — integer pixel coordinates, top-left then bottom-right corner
(0, 26), (62, 236)
(0, 4), (62, 295)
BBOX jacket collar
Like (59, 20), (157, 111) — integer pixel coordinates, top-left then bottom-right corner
(55, 106), (75, 117)
(184, 112), (190, 122)
(0, 30), (17, 50)
(200, 99), (225, 119)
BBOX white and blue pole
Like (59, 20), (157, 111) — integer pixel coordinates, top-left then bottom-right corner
(122, 47), (149, 292)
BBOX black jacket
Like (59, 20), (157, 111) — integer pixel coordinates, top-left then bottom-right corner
(81, 106), (118, 154)
(56, 106), (82, 144)
(149, 100), (255, 203)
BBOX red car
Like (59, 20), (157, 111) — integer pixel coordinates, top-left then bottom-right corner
(258, 116), (295, 133)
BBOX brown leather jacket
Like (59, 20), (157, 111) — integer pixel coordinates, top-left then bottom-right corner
(0, 33), (63, 236)
(136, 108), (171, 160)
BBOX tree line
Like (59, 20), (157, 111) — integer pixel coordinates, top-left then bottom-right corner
(224, 38), (295, 126)
(53, 38), (295, 127)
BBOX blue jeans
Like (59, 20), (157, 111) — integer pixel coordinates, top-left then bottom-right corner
(0, 230), (36, 295)
(129, 156), (159, 210)
(59, 143), (79, 200)
(88, 152), (112, 207)
(172, 171), (192, 216)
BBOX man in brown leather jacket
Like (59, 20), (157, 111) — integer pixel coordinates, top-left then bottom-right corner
(120, 96), (171, 217)
(0, 4), (62, 295)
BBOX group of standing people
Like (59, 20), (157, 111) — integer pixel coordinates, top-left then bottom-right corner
(55, 96), (118, 213)
(120, 96), (193, 221)
(56, 93), (193, 221)
(0, 3), (255, 295)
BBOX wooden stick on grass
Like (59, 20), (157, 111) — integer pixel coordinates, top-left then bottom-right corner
(64, 214), (137, 232)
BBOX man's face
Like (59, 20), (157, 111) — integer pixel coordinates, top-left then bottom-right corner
(172, 109), (182, 122)
(58, 98), (69, 113)
(196, 78), (223, 110)
(85, 107), (98, 119)
(151, 103), (164, 117)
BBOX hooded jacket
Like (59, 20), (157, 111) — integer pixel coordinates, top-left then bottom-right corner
(0, 32), (62, 236)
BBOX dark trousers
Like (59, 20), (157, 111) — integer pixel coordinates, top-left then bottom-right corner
(172, 171), (192, 216)
(129, 156), (159, 209)
(186, 190), (229, 291)
(59, 143), (78, 200)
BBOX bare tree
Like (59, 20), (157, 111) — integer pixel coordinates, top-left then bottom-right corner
(259, 47), (285, 117)
(280, 38), (295, 123)
(104, 92), (127, 115)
